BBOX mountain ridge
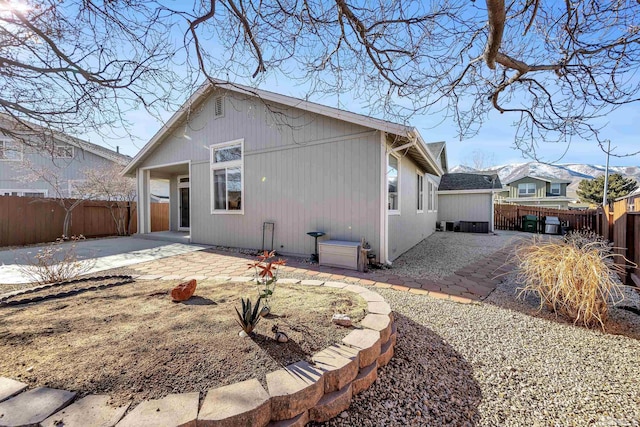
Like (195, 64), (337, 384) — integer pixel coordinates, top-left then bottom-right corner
(449, 162), (640, 199)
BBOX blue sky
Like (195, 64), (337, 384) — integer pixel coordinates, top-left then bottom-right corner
(109, 76), (639, 169)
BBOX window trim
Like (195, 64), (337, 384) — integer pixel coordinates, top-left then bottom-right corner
(518, 182), (536, 197)
(550, 182), (561, 195)
(54, 145), (74, 159)
(387, 152), (400, 215)
(0, 138), (23, 162)
(417, 171), (424, 213)
(0, 188), (48, 197)
(210, 138), (244, 215)
(426, 175), (438, 212)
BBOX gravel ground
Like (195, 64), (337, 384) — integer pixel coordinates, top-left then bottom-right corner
(389, 231), (524, 279)
(318, 282), (640, 427)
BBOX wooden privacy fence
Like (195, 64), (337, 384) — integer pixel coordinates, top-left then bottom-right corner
(0, 196), (169, 247)
(494, 204), (598, 232)
(598, 200), (639, 284)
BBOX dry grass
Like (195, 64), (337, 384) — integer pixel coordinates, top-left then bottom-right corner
(0, 279), (367, 406)
(512, 236), (626, 329)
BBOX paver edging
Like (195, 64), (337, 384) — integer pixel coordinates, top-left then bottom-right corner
(0, 279), (396, 427)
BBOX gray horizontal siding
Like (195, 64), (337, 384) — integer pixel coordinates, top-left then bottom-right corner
(1, 143), (116, 196)
(387, 154), (437, 261)
(147, 92), (382, 257)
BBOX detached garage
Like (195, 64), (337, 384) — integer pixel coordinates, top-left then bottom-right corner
(437, 173), (502, 233)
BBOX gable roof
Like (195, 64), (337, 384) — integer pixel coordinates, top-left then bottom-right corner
(425, 141), (448, 172)
(505, 175), (571, 185)
(122, 80), (444, 176)
(0, 115), (131, 165)
(438, 173), (502, 191)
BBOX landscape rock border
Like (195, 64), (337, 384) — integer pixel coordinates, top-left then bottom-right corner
(0, 276), (396, 426)
(0, 275), (135, 307)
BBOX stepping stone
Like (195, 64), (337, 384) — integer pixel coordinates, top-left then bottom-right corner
(309, 383), (353, 423)
(276, 278), (301, 284)
(266, 411), (309, 427)
(116, 392), (199, 427)
(198, 379), (271, 427)
(342, 329), (381, 368)
(322, 281), (348, 289)
(266, 361), (324, 421)
(300, 279), (323, 286)
(41, 395), (129, 427)
(0, 378), (27, 403)
(360, 313), (392, 343)
(312, 348), (359, 393)
(359, 290), (385, 302)
(352, 361), (378, 395)
(0, 387), (76, 427)
(366, 301), (392, 316)
(343, 284), (367, 294)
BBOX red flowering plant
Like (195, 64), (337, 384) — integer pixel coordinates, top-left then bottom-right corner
(247, 250), (286, 309)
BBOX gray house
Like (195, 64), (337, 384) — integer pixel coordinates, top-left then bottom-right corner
(0, 117), (131, 197)
(123, 81), (447, 263)
(437, 173), (502, 233)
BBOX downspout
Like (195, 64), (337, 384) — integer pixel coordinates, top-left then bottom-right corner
(380, 131), (389, 264)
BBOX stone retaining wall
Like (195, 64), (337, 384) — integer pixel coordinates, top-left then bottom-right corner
(0, 278), (396, 427)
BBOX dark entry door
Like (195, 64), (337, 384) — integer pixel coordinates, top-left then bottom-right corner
(179, 187), (189, 228)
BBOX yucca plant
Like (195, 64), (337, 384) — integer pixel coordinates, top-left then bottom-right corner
(234, 297), (262, 335)
(513, 236), (627, 329)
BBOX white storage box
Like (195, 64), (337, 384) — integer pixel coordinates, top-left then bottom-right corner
(318, 240), (360, 270)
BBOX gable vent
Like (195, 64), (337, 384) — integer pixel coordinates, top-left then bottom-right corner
(214, 96), (224, 118)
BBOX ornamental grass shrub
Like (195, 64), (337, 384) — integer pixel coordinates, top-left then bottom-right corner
(513, 233), (626, 329)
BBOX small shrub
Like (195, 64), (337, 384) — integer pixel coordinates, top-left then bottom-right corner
(247, 250), (286, 308)
(513, 236), (625, 329)
(19, 235), (95, 285)
(234, 297), (262, 334)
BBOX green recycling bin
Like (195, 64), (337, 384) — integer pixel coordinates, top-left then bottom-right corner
(521, 215), (538, 233)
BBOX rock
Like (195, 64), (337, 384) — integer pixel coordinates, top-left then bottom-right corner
(332, 314), (352, 327)
(171, 279), (197, 302)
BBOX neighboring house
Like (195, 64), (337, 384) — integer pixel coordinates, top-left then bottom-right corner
(437, 173), (502, 233)
(0, 117), (131, 197)
(122, 81), (447, 263)
(499, 175), (574, 209)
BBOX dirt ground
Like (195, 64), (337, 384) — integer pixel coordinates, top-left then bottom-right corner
(0, 279), (367, 406)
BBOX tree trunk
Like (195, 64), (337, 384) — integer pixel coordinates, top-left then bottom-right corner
(62, 209), (72, 239)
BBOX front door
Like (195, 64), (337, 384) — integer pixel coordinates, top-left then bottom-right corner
(178, 175), (190, 230)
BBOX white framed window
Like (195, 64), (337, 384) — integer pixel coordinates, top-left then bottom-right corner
(518, 183), (536, 196)
(214, 96), (225, 118)
(387, 153), (400, 213)
(426, 176), (438, 212)
(0, 189), (47, 197)
(417, 173), (424, 212)
(54, 145), (74, 158)
(210, 139), (243, 214)
(550, 183), (561, 195)
(0, 138), (22, 161)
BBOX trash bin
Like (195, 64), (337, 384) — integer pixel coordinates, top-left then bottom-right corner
(522, 215), (538, 233)
(544, 216), (561, 234)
